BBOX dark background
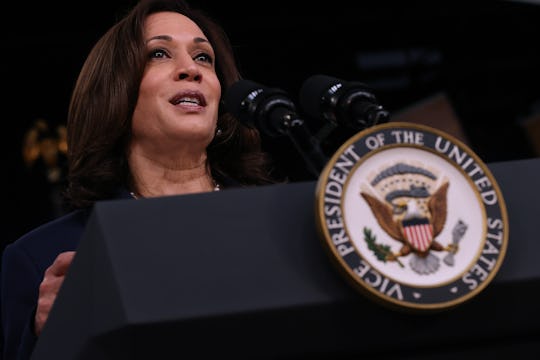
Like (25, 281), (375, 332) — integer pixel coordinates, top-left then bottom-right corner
(2, 0), (539, 247)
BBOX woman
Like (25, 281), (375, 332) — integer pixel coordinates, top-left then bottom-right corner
(0, 0), (276, 358)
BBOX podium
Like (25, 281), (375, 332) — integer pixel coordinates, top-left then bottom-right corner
(32, 158), (540, 359)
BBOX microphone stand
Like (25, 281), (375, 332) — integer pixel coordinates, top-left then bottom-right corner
(272, 107), (328, 179)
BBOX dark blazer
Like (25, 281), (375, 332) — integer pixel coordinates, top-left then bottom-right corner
(0, 190), (132, 360)
(1, 177), (240, 360)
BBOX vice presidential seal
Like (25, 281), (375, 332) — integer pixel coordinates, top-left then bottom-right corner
(315, 122), (508, 311)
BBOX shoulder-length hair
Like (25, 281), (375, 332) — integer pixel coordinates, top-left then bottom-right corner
(64, 0), (275, 209)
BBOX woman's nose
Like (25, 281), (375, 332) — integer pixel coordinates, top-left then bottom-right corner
(177, 63), (202, 82)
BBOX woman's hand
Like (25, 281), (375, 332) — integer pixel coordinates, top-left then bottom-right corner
(34, 251), (76, 336)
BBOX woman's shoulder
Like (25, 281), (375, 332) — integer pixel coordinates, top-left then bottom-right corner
(13, 189), (132, 251)
(3, 209), (91, 269)
(19, 209), (90, 242)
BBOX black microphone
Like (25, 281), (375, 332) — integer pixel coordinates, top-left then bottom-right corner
(299, 74), (390, 131)
(223, 79), (328, 177)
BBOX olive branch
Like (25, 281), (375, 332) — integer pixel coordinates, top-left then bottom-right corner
(364, 227), (404, 268)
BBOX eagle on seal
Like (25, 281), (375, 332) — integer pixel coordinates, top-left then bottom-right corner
(361, 164), (456, 275)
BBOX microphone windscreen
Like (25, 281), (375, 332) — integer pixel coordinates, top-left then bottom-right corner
(299, 74), (341, 119)
(222, 79), (265, 126)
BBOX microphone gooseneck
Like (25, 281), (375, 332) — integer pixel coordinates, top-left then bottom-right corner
(223, 79), (328, 178)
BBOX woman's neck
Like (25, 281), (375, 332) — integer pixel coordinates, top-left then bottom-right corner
(128, 151), (216, 198)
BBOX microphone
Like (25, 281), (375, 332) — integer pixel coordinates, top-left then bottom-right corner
(223, 79), (328, 178)
(223, 79), (296, 137)
(299, 74), (390, 131)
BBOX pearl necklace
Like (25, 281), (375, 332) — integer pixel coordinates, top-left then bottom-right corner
(130, 180), (220, 199)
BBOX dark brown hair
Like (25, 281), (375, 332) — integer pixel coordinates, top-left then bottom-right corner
(64, 0), (276, 209)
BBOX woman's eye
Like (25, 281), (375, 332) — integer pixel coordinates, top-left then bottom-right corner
(194, 53), (213, 64)
(149, 49), (169, 59)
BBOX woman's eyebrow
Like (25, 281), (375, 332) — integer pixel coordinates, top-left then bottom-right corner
(146, 35), (209, 44)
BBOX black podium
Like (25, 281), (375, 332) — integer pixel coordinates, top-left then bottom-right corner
(31, 158), (540, 359)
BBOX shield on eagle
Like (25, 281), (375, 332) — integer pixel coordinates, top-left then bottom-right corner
(401, 218), (434, 253)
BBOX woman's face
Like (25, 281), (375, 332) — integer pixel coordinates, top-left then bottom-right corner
(132, 11), (221, 154)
